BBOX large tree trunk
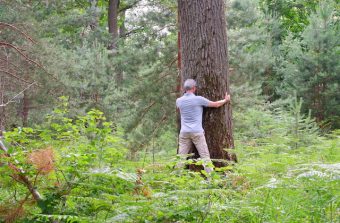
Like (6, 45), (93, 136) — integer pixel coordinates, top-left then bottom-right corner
(178, 0), (236, 166)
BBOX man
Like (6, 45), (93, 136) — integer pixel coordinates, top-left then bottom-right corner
(176, 79), (231, 173)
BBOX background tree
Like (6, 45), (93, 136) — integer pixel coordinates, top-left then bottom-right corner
(260, 0), (320, 36)
(278, 1), (340, 127)
(178, 0), (236, 165)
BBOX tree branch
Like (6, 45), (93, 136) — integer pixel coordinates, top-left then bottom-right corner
(0, 138), (43, 201)
(119, 27), (145, 38)
(0, 42), (58, 80)
(0, 57), (26, 73)
(0, 69), (32, 84)
(0, 42), (44, 69)
(118, 0), (140, 13)
(0, 22), (37, 44)
(0, 81), (37, 107)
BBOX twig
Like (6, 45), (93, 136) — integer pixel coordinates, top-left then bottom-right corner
(167, 56), (178, 69)
(0, 81), (37, 107)
(57, 168), (72, 189)
(139, 112), (167, 149)
(33, 169), (42, 187)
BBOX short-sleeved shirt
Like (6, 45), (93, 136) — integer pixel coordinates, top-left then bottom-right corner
(176, 93), (210, 133)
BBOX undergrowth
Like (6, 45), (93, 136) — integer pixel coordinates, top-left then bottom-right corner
(0, 98), (339, 223)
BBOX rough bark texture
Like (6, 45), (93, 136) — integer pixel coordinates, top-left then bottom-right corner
(178, 0), (236, 165)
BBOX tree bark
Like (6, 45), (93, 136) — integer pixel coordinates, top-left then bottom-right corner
(178, 0), (236, 166)
(108, 0), (125, 90)
(108, 0), (120, 50)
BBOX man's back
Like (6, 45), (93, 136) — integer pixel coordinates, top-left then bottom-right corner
(176, 93), (209, 133)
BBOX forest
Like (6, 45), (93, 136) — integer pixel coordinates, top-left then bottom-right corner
(0, 0), (339, 222)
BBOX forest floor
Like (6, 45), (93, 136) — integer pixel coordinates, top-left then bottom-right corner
(95, 132), (340, 222)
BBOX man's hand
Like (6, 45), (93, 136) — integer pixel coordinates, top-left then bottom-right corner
(225, 92), (231, 103)
(208, 92), (231, 108)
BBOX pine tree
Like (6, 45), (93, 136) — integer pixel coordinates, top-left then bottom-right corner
(178, 0), (236, 165)
(279, 1), (340, 128)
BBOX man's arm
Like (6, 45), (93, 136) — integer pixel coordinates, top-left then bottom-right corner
(208, 92), (231, 108)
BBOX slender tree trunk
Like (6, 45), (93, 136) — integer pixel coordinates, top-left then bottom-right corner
(22, 91), (29, 127)
(176, 14), (182, 152)
(178, 0), (236, 166)
(108, 0), (120, 50)
(0, 77), (5, 136)
(89, 0), (99, 30)
(108, 0), (125, 90)
(119, 10), (126, 39)
(116, 9), (126, 87)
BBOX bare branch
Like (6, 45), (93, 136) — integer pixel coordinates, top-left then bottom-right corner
(0, 81), (37, 107)
(0, 69), (32, 84)
(0, 42), (58, 80)
(0, 57), (26, 73)
(118, 0), (140, 13)
(0, 22), (37, 44)
(0, 138), (43, 201)
(119, 27), (145, 38)
(0, 42), (44, 69)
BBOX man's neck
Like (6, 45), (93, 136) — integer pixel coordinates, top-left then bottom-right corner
(185, 90), (195, 94)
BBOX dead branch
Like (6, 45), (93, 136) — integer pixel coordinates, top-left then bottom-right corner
(0, 81), (37, 107)
(0, 22), (37, 44)
(0, 69), (32, 84)
(139, 101), (156, 123)
(119, 27), (145, 38)
(136, 112), (167, 149)
(0, 42), (44, 70)
(168, 56), (177, 69)
(127, 101), (156, 131)
(0, 42), (58, 80)
(0, 138), (43, 201)
(118, 0), (140, 13)
(0, 57), (26, 73)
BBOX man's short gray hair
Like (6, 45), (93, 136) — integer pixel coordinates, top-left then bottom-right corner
(183, 79), (196, 91)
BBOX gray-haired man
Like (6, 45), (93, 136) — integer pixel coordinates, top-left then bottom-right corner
(176, 79), (230, 173)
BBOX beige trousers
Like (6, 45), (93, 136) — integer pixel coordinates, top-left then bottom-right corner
(178, 132), (213, 173)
